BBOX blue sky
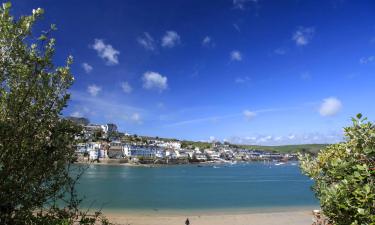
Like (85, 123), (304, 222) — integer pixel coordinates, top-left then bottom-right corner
(14, 0), (375, 145)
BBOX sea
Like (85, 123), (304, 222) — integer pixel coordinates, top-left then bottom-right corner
(76, 162), (318, 213)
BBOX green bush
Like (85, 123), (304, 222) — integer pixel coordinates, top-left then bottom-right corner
(299, 114), (375, 225)
(0, 2), (110, 224)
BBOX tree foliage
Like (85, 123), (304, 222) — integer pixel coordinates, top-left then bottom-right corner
(299, 114), (375, 225)
(0, 2), (109, 224)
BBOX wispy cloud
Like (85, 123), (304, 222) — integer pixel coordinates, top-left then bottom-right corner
(121, 82), (133, 94)
(137, 32), (156, 51)
(227, 131), (343, 145)
(165, 106), (302, 127)
(142, 71), (168, 92)
(230, 50), (242, 61)
(274, 47), (287, 55)
(70, 111), (83, 117)
(202, 36), (215, 47)
(81, 62), (93, 73)
(161, 31), (181, 48)
(319, 97), (342, 117)
(233, 0), (258, 10)
(243, 110), (256, 121)
(87, 84), (101, 97)
(91, 39), (120, 65)
(235, 76), (251, 84)
(292, 27), (315, 46)
(233, 23), (241, 32)
(359, 55), (375, 64)
(69, 90), (146, 126)
(130, 113), (142, 124)
(164, 114), (239, 127)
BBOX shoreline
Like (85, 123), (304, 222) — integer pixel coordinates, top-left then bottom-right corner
(100, 205), (317, 215)
(74, 159), (296, 167)
(102, 207), (317, 225)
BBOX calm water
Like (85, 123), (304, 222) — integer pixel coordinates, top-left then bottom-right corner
(76, 162), (318, 212)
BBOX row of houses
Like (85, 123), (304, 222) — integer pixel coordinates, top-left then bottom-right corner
(76, 140), (297, 162)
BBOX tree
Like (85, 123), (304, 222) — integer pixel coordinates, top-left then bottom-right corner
(107, 130), (120, 141)
(93, 129), (104, 141)
(66, 116), (90, 126)
(299, 114), (375, 225)
(0, 3), (109, 224)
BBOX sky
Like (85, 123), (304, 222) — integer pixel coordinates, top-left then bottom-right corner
(13, 0), (375, 145)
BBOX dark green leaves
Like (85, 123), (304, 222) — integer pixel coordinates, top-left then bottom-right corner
(299, 115), (375, 224)
(0, 3), (109, 224)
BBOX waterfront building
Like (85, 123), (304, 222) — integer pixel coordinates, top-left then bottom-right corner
(195, 153), (207, 161)
(108, 141), (123, 158)
(185, 150), (195, 158)
(101, 123), (118, 134)
(83, 124), (103, 140)
(76, 143), (87, 153)
(86, 142), (101, 160)
(156, 141), (181, 150)
(124, 145), (165, 158)
(208, 152), (221, 160)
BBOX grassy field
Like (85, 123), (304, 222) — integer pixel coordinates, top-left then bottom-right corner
(236, 144), (329, 154)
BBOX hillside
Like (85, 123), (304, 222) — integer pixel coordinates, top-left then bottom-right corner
(181, 139), (328, 155)
(235, 144), (328, 154)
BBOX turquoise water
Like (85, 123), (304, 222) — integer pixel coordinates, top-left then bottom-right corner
(76, 162), (318, 212)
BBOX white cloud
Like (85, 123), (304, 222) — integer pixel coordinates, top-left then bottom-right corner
(235, 76), (251, 83)
(243, 110), (256, 121)
(137, 32), (156, 51)
(81, 62), (93, 73)
(227, 131), (343, 145)
(319, 97), (342, 116)
(91, 39), (120, 65)
(230, 50), (242, 61)
(121, 82), (132, 94)
(292, 27), (315, 46)
(274, 47), (287, 55)
(202, 36), (214, 47)
(130, 113), (142, 124)
(288, 134), (296, 140)
(161, 31), (181, 48)
(359, 56), (375, 64)
(274, 136), (283, 141)
(87, 84), (101, 97)
(70, 111), (83, 117)
(233, 0), (257, 10)
(209, 136), (216, 142)
(142, 71), (168, 92)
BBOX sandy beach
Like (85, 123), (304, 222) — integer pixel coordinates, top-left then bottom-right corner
(104, 209), (314, 225)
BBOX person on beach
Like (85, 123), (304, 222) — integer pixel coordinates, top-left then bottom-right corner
(185, 218), (190, 225)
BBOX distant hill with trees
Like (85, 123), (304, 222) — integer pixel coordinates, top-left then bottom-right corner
(236, 144), (328, 154)
(66, 116), (90, 126)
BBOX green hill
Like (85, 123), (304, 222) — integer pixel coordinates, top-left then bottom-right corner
(235, 144), (328, 154)
(180, 139), (329, 155)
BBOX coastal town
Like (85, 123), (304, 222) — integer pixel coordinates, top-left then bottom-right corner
(71, 118), (298, 165)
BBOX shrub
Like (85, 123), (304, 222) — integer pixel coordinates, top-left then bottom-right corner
(299, 114), (375, 225)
